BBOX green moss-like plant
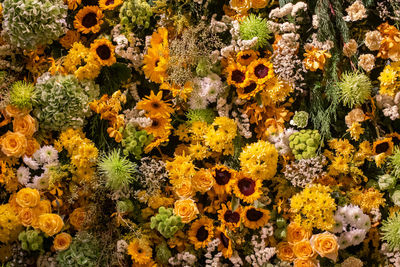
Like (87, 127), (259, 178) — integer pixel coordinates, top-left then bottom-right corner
(338, 72), (372, 108)
(289, 129), (321, 160)
(239, 14), (271, 49)
(186, 109), (215, 124)
(150, 207), (184, 238)
(119, 0), (152, 31)
(121, 124), (153, 159)
(388, 147), (400, 179)
(18, 229), (43, 252)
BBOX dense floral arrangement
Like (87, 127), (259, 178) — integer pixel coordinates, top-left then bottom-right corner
(2, 0), (400, 266)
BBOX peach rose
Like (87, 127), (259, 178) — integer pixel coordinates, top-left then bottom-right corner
(53, 233), (72, 251)
(18, 207), (35, 226)
(287, 223), (312, 243)
(310, 232), (339, 262)
(25, 138), (40, 157)
(13, 115), (37, 136)
(192, 169), (214, 193)
(294, 258), (319, 267)
(16, 188), (40, 208)
(38, 213), (64, 236)
(1, 131), (27, 157)
(277, 242), (295, 262)
(173, 198), (199, 223)
(293, 240), (315, 260)
(4, 105), (29, 118)
(69, 207), (87, 230)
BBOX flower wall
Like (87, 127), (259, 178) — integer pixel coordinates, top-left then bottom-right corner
(0, 0), (400, 266)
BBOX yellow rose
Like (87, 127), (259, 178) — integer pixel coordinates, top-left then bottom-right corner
(59, 30), (81, 49)
(293, 240), (316, 260)
(25, 138), (40, 157)
(13, 115), (38, 137)
(174, 181), (195, 199)
(1, 131), (27, 157)
(230, 0), (251, 14)
(4, 105), (29, 118)
(173, 198), (199, 223)
(192, 169), (214, 193)
(53, 233), (72, 251)
(38, 213), (64, 236)
(18, 207), (35, 226)
(294, 258), (319, 267)
(251, 0), (268, 9)
(69, 208), (86, 230)
(277, 242), (295, 262)
(16, 188), (40, 208)
(33, 200), (52, 216)
(287, 223), (312, 244)
(310, 232), (339, 262)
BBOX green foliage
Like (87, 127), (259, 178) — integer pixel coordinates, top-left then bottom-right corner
(2, 0), (67, 49)
(381, 212), (400, 250)
(9, 81), (35, 110)
(289, 130), (321, 160)
(116, 199), (134, 213)
(291, 111), (309, 128)
(156, 242), (172, 265)
(98, 149), (137, 190)
(18, 229), (43, 252)
(239, 14), (271, 49)
(121, 124), (153, 159)
(33, 74), (99, 131)
(96, 63), (132, 95)
(338, 72), (372, 108)
(186, 109), (215, 124)
(388, 147), (400, 179)
(150, 207), (183, 238)
(119, 0), (153, 32)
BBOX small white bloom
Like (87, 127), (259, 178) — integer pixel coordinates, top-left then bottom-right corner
(17, 166), (31, 185)
(23, 155), (39, 170)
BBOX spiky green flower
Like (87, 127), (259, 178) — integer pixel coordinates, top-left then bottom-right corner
(338, 72), (372, 108)
(98, 150), (137, 190)
(381, 212), (400, 250)
(186, 109), (215, 124)
(9, 81), (35, 110)
(388, 146), (400, 179)
(239, 14), (271, 49)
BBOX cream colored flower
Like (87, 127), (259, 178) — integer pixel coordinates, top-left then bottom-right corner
(343, 39), (358, 57)
(365, 30), (382, 51)
(344, 0), (367, 21)
(358, 54), (375, 72)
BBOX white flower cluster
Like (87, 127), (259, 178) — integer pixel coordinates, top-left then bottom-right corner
(245, 223), (276, 267)
(189, 74), (226, 109)
(381, 242), (400, 267)
(124, 108), (152, 128)
(205, 239), (223, 267)
(269, 2), (307, 19)
(376, 93), (400, 121)
(18, 145), (59, 189)
(168, 251), (197, 266)
(268, 128), (298, 155)
(333, 205), (371, 249)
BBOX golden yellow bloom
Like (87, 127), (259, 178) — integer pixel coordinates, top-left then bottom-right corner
(287, 222), (312, 244)
(16, 188), (40, 208)
(310, 232), (338, 262)
(247, 58), (274, 85)
(293, 240), (315, 260)
(230, 0), (251, 14)
(236, 50), (259, 66)
(69, 207), (86, 230)
(66, 0), (81, 10)
(347, 122), (364, 141)
(277, 242), (295, 262)
(218, 203), (242, 230)
(136, 91), (174, 118)
(377, 22), (400, 62)
(160, 81), (193, 101)
(216, 225), (233, 258)
(242, 206), (270, 229)
(173, 198), (199, 223)
(251, 0), (269, 9)
(232, 173), (262, 204)
(303, 47), (331, 72)
(225, 61), (248, 88)
(53, 233), (72, 251)
(13, 115), (37, 137)
(18, 208), (35, 227)
(127, 239), (152, 265)
(143, 34), (169, 84)
(38, 213), (64, 236)
(59, 30), (81, 49)
(4, 105), (29, 118)
(188, 217), (214, 249)
(74, 6), (104, 34)
(294, 258), (319, 267)
(90, 38), (116, 66)
(99, 0), (122, 10)
(192, 168), (214, 193)
(0, 131), (27, 158)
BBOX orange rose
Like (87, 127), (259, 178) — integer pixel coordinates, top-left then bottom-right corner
(18, 207), (35, 226)
(59, 30), (81, 49)
(53, 233), (72, 251)
(25, 138), (40, 157)
(1, 131), (27, 157)
(310, 232), (339, 262)
(4, 105), (29, 118)
(13, 115), (37, 136)
(192, 169), (214, 193)
(287, 223), (312, 243)
(174, 181), (195, 199)
(69, 207), (87, 230)
(251, 0), (268, 9)
(294, 258), (319, 267)
(293, 240), (315, 260)
(173, 198), (199, 223)
(277, 242), (295, 262)
(38, 213), (64, 236)
(230, 0), (251, 14)
(16, 188), (40, 208)
(31, 200), (51, 228)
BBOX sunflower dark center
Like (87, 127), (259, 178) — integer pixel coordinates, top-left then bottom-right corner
(246, 208), (263, 221)
(138, 249), (143, 253)
(241, 54), (251, 60)
(214, 169), (231, 185)
(82, 12), (98, 28)
(238, 178), (256, 196)
(152, 119), (159, 127)
(220, 232), (230, 248)
(155, 60), (160, 67)
(151, 102), (160, 109)
(196, 226), (209, 242)
(96, 45), (111, 60)
(231, 70), (245, 84)
(105, 0), (114, 5)
(376, 142), (390, 154)
(254, 64), (269, 79)
(224, 210), (240, 223)
(243, 82), (257, 94)
(392, 136), (400, 146)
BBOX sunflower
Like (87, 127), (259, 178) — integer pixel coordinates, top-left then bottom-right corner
(127, 239), (152, 265)
(236, 78), (264, 100)
(143, 46), (169, 84)
(218, 203), (242, 230)
(232, 173), (262, 204)
(90, 39), (116, 66)
(145, 114), (172, 138)
(211, 165), (236, 195)
(373, 137), (394, 155)
(242, 206), (270, 229)
(188, 217), (214, 249)
(136, 91), (174, 118)
(74, 6), (104, 34)
(247, 58), (274, 85)
(388, 132), (400, 147)
(216, 226), (233, 258)
(225, 61), (248, 88)
(98, 0), (123, 10)
(236, 50), (259, 66)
